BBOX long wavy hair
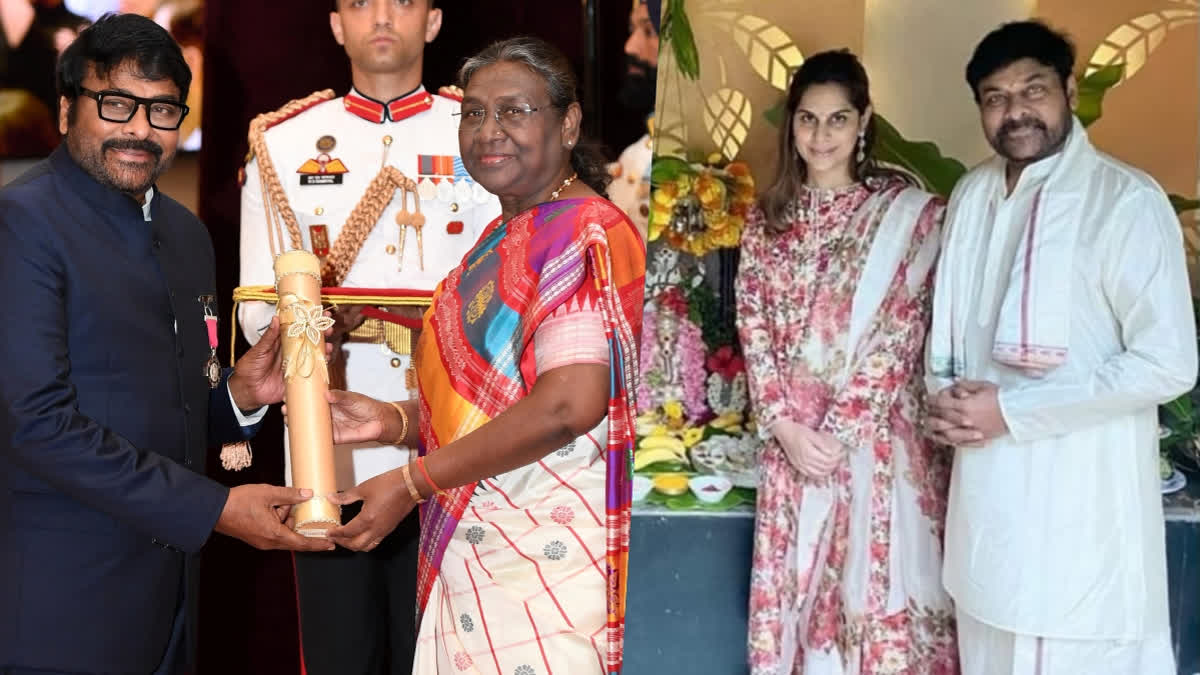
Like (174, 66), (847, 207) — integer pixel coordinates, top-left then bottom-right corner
(758, 49), (911, 232)
(459, 36), (611, 198)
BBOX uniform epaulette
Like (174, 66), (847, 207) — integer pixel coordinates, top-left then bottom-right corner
(263, 89), (336, 132)
(239, 89), (336, 185)
(437, 85), (464, 102)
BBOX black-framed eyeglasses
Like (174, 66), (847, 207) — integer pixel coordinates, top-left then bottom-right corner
(452, 104), (542, 132)
(79, 88), (190, 130)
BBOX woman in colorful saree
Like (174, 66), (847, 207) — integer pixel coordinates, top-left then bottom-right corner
(319, 37), (644, 675)
(737, 50), (959, 674)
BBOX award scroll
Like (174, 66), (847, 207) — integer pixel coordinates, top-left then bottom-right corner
(224, 271), (434, 493)
(274, 250), (340, 536)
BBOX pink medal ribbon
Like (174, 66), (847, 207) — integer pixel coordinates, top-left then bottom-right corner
(205, 315), (219, 349)
(200, 295), (221, 389)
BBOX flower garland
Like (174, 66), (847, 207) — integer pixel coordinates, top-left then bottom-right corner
(649, 159), (755, 257)
(704, 345), (749, 417)
(638, 287), (710, 421)
(707, 372), (748, 417)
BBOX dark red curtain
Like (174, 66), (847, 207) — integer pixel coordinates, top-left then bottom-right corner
(196, 2), (643, 672)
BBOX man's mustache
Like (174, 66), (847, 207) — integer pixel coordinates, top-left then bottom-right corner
(998, 117), (1047, 139)
(102, 138), (163, 160)
(625, 53), (655, 77)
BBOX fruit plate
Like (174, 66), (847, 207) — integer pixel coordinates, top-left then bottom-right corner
(690, 434), (759, 489)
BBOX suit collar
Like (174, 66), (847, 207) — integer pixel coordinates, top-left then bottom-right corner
(50, 143), (157, 221)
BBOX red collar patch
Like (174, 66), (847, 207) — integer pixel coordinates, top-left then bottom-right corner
(343, 88), (433, 124)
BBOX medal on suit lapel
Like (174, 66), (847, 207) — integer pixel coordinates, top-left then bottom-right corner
(199, 294), (221, 389)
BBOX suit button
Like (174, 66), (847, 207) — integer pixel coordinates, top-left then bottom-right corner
(183, 403), (191, 413)
(152, 239), (162, 249)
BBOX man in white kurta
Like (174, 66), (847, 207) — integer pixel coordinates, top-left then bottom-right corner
(926, 21), (1196, 675)
(237, 2), (498, 673)
(607, 123), (652, 240)
(606, 0), (658, 239)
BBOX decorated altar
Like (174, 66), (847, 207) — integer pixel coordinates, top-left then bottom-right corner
(631, 155), (762, 514)
(624, 1), (1200, 673)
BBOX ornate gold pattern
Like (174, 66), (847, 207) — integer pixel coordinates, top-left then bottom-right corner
(466, 280), (495, 325)
(348, 318), (415, 355)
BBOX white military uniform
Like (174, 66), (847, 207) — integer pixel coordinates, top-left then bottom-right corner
(607, 128), (652, 240)
(239, 86), (500, 490)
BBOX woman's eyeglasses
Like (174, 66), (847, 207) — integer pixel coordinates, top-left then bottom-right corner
(453, 104), (542, 132)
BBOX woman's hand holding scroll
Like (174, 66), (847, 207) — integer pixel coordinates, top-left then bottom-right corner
(326, 471), (418, 552)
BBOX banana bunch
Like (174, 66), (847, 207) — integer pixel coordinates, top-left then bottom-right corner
(634, 433), (688, 471)
(708, 412), (744, 434)
(635, 411), (667, 438)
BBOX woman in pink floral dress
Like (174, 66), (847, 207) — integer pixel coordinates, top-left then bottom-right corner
(737, 50), (958, 674)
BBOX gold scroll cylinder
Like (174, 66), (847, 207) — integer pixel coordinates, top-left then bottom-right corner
(274, 250), (340, 536)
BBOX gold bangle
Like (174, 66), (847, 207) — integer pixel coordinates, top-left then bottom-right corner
(400, 463), (425, 504)
(388, 401), (410, 446)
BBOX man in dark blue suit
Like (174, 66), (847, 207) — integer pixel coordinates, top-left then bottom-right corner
(0, 13), (335, 675)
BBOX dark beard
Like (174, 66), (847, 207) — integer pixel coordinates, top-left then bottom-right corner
(617, 54), (657, 117)
(70, 135), (169, 197)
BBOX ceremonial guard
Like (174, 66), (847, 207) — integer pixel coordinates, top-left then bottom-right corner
(237, 2), (499, 673)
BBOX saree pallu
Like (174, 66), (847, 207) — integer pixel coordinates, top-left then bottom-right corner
(413, 197), (644, 675)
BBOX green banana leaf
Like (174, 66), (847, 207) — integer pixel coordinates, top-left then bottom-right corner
(1163, 394), (1195, 426)
(1170, 194), (1200, 215)
(651, 156), (692, 185)
(663, 0), (700, 80)
(872, 114), (968, 197)
(642, 486), (756, 511)
(763, 99), (786, 128)
(635, 460), (689, 474)
(1075, 64), (1124, 128)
